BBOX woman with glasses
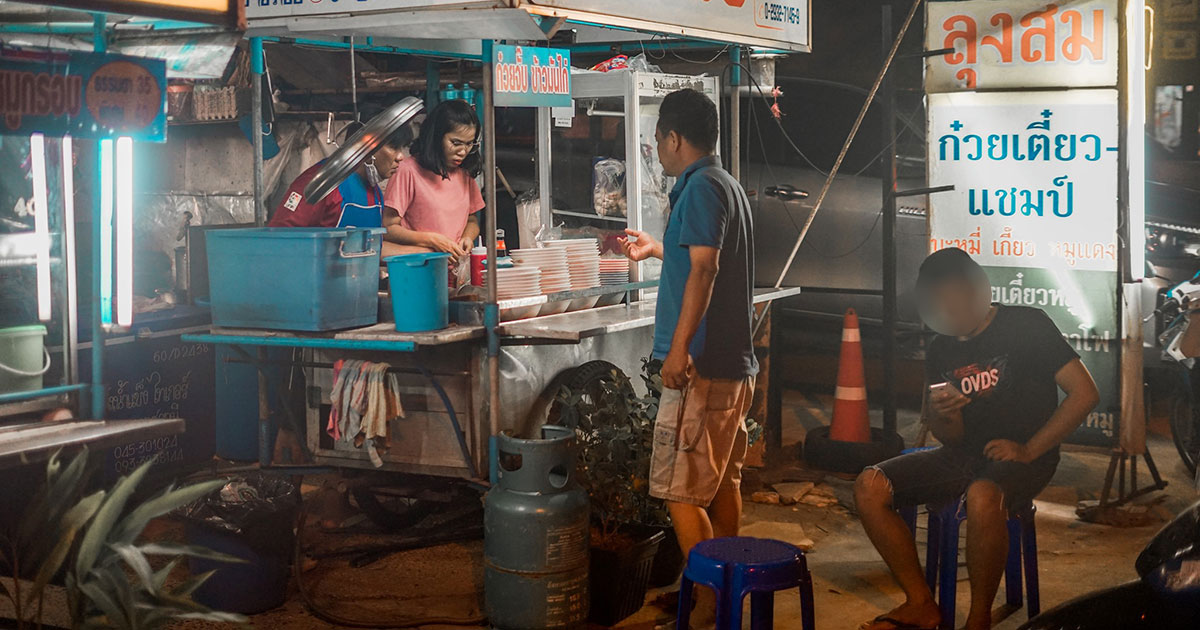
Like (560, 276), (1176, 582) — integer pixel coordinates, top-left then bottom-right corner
(383, 99), (484, 260)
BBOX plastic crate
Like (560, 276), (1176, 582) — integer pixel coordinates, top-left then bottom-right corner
(206, 227), (384, 331)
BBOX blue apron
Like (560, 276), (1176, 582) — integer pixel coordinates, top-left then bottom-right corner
(335, 171), (384, 228)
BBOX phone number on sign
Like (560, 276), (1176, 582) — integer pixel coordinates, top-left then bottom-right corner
(112, 435), (178, 461)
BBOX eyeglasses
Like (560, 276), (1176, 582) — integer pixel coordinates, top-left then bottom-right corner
(449, 138), (480, 153)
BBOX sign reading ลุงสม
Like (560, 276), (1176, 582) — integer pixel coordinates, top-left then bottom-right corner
(0, 47), (167, 142)
(926, 0), (1118, 93)
(492, 45), (570, 108)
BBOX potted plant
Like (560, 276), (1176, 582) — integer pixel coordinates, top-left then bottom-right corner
(0, 447), (246, 630)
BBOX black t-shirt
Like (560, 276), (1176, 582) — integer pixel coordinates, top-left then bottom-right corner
(925, 305), (1079, 462)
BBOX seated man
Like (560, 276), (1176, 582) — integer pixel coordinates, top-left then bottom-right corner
(855, 248), (1099, 630)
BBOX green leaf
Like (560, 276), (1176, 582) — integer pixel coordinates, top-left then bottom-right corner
(74, 457), (153, 580)
(18, 447), (90, 553)
(24, 489), (105, 608)
(111, 543), (157, 595)
(109, 478), (224, 546)
(78, 579), (129, 629)
(150, 558), (179, 593)
(137, 542), (245, 565)
(168, 569), (217, 598)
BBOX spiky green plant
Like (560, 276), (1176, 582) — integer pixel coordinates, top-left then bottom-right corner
(0, 447), (249, 629)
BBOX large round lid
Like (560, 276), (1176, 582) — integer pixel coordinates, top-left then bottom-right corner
(303, 96), (425, 203)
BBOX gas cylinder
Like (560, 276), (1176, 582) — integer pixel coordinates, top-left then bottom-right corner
(485, 425), (589, 629)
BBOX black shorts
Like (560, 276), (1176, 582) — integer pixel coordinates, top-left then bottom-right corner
(871, 446), (1057, 510)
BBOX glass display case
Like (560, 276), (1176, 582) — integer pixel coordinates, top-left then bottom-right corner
(533, 71), (721, 287)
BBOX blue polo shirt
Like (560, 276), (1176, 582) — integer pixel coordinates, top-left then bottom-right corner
(652, 155), (758, 380)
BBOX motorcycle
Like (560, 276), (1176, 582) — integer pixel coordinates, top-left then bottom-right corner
(1018, 499), (1200, 629)
(1151, 272), (1200, 477)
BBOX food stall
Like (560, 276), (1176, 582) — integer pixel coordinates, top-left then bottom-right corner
(0, 0), (249, 469)
(181, 0), (812, 482)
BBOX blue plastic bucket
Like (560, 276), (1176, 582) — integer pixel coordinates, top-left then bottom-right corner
(385, 252), (450, 332)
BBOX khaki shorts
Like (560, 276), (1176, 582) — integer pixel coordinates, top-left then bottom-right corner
(649, 373), (755, 507)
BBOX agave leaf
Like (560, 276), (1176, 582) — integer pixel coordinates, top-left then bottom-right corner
(111, 543), (156, 595)
(74, 459), (153, 579)
(173, 610), (250, 623)
(94, 564), (139, 627)
(150, 558), (179, 593)
(109, 478), (224, 546)
(168, 568), (216, 598)
(78, 579), (129, 629)
(137, 542), (245, 565)
(18, 448), (88, 551)
(24, 489), (105, 608)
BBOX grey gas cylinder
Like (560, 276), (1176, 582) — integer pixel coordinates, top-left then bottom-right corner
(484, 425), (590, 629)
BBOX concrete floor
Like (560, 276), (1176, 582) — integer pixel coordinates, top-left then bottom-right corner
(174, 392), (1199, 630)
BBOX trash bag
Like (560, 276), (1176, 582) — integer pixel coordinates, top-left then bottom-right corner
(179, 474), (299, 558)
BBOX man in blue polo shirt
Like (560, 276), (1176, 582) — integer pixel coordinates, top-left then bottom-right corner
(621, 89), (758, 594)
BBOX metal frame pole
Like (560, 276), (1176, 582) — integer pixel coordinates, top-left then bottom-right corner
(250, 37), (266, 226)
(730, 46), (741, 182)
(90, 13), (106, 419)
(881, 6), (899, 439)
(482, 39), (501, 483)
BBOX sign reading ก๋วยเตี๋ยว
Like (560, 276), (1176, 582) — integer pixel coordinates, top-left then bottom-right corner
(492, 45), (571, 109)
(925, 0), (1118, 93)
(0, 47), (167, 142)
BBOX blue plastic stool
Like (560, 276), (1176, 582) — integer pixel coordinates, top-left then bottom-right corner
(897, 500), (1040, 629)
(677, 537), (815, 630)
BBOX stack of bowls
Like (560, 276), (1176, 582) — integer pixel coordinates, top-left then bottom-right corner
(543, 239), (601, 311)
(510, 247), (571, 315)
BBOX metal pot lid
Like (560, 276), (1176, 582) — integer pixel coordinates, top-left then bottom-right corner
(303, 96), (424, 203)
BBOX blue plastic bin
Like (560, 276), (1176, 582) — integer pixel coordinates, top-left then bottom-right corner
(385, 252), (450, 332)
(206, 227), (384, 331)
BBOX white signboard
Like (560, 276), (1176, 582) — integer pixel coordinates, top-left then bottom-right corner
(527, 0), (810, 52)
(928, 90), (1118, 273)
(926, 0), (1117, 93)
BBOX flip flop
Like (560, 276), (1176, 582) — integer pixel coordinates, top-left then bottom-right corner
(861, 615), (939, 630)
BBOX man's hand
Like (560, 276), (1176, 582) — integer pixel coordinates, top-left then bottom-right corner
(984, 439), (1032, 463)
(458, 236), (474, 254)
(929, 385), (970, 417)
(661, 349), (692, 390)
(620, 228), (662, 261)
(424, 232), (466, 258)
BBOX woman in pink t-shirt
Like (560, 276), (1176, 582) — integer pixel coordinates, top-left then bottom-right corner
(383, 100), (484, 259)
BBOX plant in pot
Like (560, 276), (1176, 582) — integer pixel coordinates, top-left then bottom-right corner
(559, 366), (664, 626)
(0, 447), (247, 630)
(555, 360), (766, 625)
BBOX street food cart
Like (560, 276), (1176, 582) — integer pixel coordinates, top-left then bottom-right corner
(182, 0), (812, 483)
(0, 0), (246, 469)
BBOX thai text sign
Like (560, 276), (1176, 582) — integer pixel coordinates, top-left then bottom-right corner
(492, 45), (571, 108)
(0, 47), (166, 142)
(928, 90), (1118, 274)
(926, 0), (1118, 92)
(928, 89), (1121, 447)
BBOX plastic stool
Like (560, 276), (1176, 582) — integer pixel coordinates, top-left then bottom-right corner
(899, 499), (1039, 629)
(677, 537), (815, 630)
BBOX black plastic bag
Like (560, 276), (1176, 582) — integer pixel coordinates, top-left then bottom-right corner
(179, 474), (299, 558)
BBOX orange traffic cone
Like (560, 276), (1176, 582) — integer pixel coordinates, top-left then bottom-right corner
(829, 308), (871, 443)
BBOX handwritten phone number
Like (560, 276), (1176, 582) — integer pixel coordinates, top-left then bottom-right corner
(112, 435), (178, 460)
(113, 448), (184, 474)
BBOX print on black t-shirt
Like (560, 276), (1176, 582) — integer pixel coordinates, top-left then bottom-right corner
(925, 306), (1078, 463)
(943, 355), (1009, 398)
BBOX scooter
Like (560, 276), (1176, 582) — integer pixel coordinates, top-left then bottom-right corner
(1018, 499), (1200, 629)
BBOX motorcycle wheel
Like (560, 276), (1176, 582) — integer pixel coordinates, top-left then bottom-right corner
(1169, 393), (1199, 477)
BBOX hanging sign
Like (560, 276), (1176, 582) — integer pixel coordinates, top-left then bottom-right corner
(0, 47), (167, 142)
(928, 89), (1121, 447)
(27, 0), (243, 28)
(492, 45), (571, 108)
(525, 0), (811, 52)
(925, 0), (1118, 93)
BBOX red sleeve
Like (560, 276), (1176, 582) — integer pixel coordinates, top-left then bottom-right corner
(268, 165), (330, 227)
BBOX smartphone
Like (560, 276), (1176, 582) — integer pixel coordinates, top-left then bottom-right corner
(928, 382), (953, 397)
